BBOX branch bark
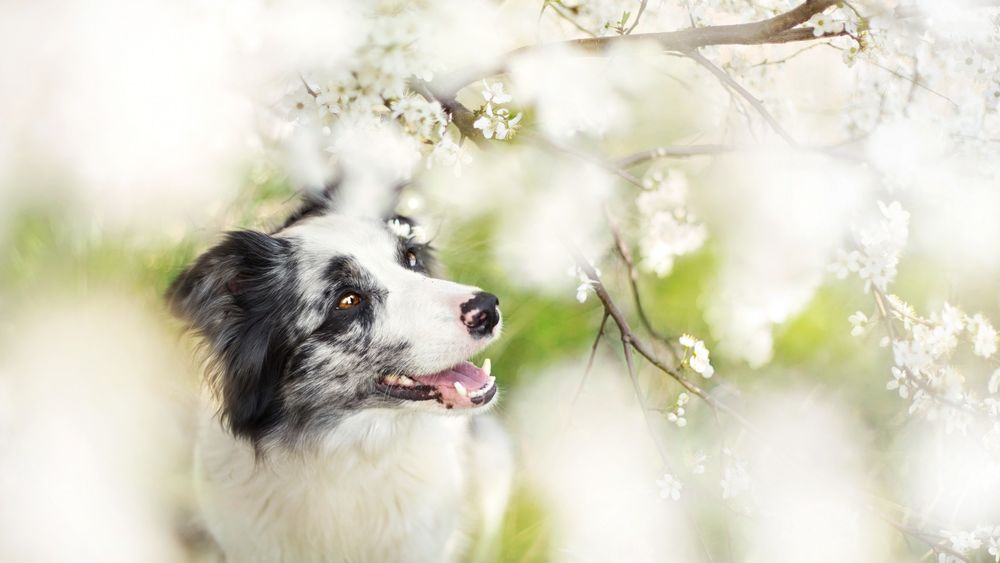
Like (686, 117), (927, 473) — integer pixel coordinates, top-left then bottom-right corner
(524, 0), (839, 55)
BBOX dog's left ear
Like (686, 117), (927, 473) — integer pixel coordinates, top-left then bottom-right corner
(167, 230), (294, 443)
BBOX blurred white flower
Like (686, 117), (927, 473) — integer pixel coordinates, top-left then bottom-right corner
(386, 218), (429, 244)
(510, 48), (632, 139)
(680, 336), (715, 378)
(944, 528), (982, 553)
(851, 201), (910, 293)
(656, 473), (682, 501)
(720, 450), (751, 500)
(481, 80), (512, 104)
(637, 170), (708, 278)
(970, 314), (998, 358)
(691, 452), (707, 475)
(886, 367), (910, 399)
(989, 369), (1000, 395)
(989, 534), (1000, 562)
(570, 266), (601, 304)
(427, 134), (471, 176)
(848, 311), (868, 337)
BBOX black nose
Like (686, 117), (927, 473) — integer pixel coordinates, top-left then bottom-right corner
(460, 292), (500, 337)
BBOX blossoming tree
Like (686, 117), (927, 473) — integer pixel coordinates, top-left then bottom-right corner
(275, 1), (1000, 560)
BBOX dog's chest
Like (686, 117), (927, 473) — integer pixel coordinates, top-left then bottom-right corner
(196, 413), (473, 563)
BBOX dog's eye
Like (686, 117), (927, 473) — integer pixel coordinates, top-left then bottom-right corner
(405, 250), (419, 269)
(337, 292), (363, 310)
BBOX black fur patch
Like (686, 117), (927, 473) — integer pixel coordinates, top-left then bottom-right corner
(167, 230), (299, 444)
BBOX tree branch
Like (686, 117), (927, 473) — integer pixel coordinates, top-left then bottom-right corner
(527, 0), (839, 55)
(686, 49), (798, 145)
(409, 80), (482, 144)
(606, 211), (680, 364)
(570, 248), (756, 431)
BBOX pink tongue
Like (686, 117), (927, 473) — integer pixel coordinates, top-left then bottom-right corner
(412, 361), (489, 389)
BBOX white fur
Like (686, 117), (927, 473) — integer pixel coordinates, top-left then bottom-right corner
(284, 215), (501, 374)
(195, 406), (512, 562)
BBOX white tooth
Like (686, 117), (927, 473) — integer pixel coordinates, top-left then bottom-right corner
(482, 358), (492, 376)
(385, 374), (399, 384)
(488, 376), (496, 388)
(454, 382), (468, 397)
(398, 375), (415, 387)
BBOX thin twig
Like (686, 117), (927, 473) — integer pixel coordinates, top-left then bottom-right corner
(410, 80), (483, 143)
(625, 0), (650, 34)
(686, 49), (799, 145)
(570, 248), (757, 431)
(535, 135), (647, 189)
(299, 73), (319, 98)
(621, 335), (669, 462)
(616, 144), (741, 167)
(571, 312), (610, 409)
(606, 211), (680, 363)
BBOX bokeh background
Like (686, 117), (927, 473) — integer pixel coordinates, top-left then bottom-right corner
(2, 1), (1000, 562)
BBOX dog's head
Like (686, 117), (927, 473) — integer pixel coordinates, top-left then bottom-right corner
(168, 189), (501, 447)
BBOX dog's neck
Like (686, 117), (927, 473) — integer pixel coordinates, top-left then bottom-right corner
(312, 409), (471, 461)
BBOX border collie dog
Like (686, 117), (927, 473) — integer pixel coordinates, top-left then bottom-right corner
(168, 187), (512, 562)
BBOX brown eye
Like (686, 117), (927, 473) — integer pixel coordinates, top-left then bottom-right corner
(337, 293), (362, 310)
(405, 250), (418, 269)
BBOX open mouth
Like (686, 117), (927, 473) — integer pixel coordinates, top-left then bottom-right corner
(376, 359), (497, 410)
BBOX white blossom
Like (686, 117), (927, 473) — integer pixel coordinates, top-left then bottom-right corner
(944, 528), (983, 554)
(886, 367), (910, 399)
(848, 311), (868, 336)
(970, 314), (998, 358)
(481, 80), (512, 104)
(665, 392), (690, 428)
(472, 103), (522, 140)
(656, 473), (683, 501)
(850, 201), (910, 293)
(680, 335), (715, 378)
(427, 134), (471, 176)
(636, 170), (708, 277)
(570, 266), (600, 304)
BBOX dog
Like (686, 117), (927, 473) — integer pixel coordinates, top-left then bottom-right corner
(168, 186), (512, 562)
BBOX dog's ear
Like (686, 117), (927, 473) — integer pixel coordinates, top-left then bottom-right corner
(167, 230), (294, 443)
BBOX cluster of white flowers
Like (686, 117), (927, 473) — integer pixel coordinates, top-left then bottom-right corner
(882, 297), (999, 433)
(636, 170), (707, 278)
(472, 80), (522, 141)
(679, 334), (714, 378)
(840, 7), (1000, 146)
(655, 472), (683, 501)
(283, 11), (467, 177)
(831, 201), (909, 293)
(664, 392), (690, 428)
(840, 201), (1000, 438)
(941, 525), (1000, 563)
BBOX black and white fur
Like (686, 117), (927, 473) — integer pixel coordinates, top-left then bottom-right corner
(168, 188), (512, 562)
